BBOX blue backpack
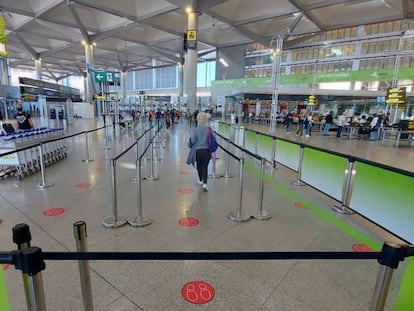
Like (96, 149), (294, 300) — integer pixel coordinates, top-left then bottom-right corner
(208, 127), (218, 152)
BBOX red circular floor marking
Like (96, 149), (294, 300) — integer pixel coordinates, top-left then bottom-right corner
(352, 244), (373, 252)
(95, 167), (105, 172)
(75, 181), (91, 188)
(179, 171), (191, 176)
(43, 207), (65, 216)
(178, 217), (199, 227)
(2, 264), (10, 271)
(294, 202), (307, 209)
(178, 188), (193, 194)
(182, 281), (215, 304)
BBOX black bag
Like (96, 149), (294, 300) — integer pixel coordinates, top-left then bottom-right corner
(2, 123), (15, 134)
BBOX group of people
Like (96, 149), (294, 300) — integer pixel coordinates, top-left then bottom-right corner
(282, 109), (392, 140)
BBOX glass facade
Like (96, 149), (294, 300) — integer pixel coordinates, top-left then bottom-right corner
(243, 19), (414, 91)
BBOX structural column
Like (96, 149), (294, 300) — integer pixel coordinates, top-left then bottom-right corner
(184, 10), (198, 112)
(178, 62), (184, 97)
(121, 71), (127, 101)
(34, 58), (42, 81)
(84, 43), (95, 103)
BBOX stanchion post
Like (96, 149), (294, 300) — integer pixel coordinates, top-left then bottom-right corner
(129, 140), (140, 182)
(128, 158), (152, 227)
(228, 158), (252, 222)
(73, 221), (94, 311)
(34, 143), (54, 189)
(291, 144), (306, 186)
(209, 152), (219, 179)
(255, 132), (259, 155)
(242, 127), (246, 148)
(82, 131), (94, 162)
(102, 159), (127, 228)
(221, 138), (233, 178)
(253, 157), (271, 220)
(144, 137), (159, 182)
(270, 137), (277, 170)
(370, 243), (405, 311)
(12, 224), (47, 311)
(333, 157), (355, 215)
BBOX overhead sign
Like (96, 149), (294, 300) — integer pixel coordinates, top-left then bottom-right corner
(307, 95), (317, 106)
(386, 87), (406, 105)
(186, 29), (197, 50)
(94, 71), (115, 83)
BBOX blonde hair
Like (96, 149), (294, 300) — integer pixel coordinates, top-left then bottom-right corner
(197, 112), (210, 125)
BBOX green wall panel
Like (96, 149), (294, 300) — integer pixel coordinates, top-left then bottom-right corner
(275, 140), (300, 171)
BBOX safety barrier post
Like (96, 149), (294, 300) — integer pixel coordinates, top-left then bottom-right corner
(221, 138), (233, 178)
(82, 131), (94, 162)
(103, 126), (111, 150)
(128, 158), (152, 227)
(73, 221), (94, 311)
(242, 127), (246, 148)
(332, 158), (355, 214)
(156, 130), (163, 160)
(370, 243), (405, 311)
(12, 224), (47, 311)
(34, 143), (54, 189)
(253, 158), (271, 220)
(228, 158), (252, 222)
(144, 138), (159, 182)
(129, 140), (140, 182)
(102, 159), (127, 228)
(291, 144), (306, 186)
(270, 137), (277, 171)
(255, 132), (259, 155)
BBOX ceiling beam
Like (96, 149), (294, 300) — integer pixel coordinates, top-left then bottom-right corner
(13, 33), (39, 58)
(89, 22), (139, 42)
(36, 0), (66, 17)
(303, 0), (351, 10)
(204, 10), (268, 46)
(288, 13), (303, 34)
(68, 5), (91, 42)
(288, 0), (325, 30)
(39, 42), (75, 58)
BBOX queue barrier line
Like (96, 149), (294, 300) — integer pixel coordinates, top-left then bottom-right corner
(1, 239), (414, 311)
(217, 121), (414, 242)
(103, 125), (156, 229)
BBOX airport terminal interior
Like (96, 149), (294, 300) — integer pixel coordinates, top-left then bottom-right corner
(1, 0), (414, 310)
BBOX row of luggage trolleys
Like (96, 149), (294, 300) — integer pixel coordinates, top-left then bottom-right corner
(0, 128), (67, 179)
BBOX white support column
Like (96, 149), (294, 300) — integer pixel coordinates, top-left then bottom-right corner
(121, 71), (127, 100)
(184, 10), (198, 112)
(35, 58), (42, 80)
(178, 63), (184, 97)
(84, 43), (95, 103)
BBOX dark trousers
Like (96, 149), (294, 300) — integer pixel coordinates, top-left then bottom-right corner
(196, 149), (211, 183)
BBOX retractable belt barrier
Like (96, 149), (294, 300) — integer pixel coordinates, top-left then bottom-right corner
(214, 130), (271, 221)
(1, 222), (414, 311)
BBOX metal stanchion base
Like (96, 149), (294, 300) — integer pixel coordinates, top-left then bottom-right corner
(34, 182), (54, 189)
(227, 212), (252, 222)
(221, 173), (233, 178)
(208, 174), (221, 179)
(128, 216), (152, 227)
(143, 177), (160, 182)
(82, 159), (94, 163)
(332, 204), (354, 215)
(102, 216), (128, 228)
(291, 180), (306, 186)
(252, 210), (272, 220)
(129, 177), (138, 182)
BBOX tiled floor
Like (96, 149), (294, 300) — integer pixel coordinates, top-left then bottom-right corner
(0, 117), (409, 310)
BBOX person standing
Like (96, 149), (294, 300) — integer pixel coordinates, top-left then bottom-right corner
(14, 103), (34, 130)
(230, 110), (236, 125)
(336, 113), (346, 138)
(188, 112), (213, 192)
(323, 111), (334, 136)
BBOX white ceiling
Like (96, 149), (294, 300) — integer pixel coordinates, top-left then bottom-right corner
(1, 0), (413, 80)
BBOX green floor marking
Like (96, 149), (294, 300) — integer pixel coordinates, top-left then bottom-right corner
(0, 268), (10, 311)
(244, 160), (413, 310)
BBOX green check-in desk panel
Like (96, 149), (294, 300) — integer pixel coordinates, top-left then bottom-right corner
(301, 148), (347, 201)
(350, 162), (414, 243)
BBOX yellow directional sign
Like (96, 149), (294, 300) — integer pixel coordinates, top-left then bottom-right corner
(308, 95), (317, 106)
(386, 87), (406, 105)
(187, 30), (197, 41)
